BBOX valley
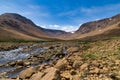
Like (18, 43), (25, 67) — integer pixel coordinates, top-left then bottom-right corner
(0, 13), (120, 80)
(1, 37), (120, 80)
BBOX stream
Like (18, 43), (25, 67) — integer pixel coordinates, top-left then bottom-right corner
(0, 43), (68, 78)
(0, 44), (46, 78)
(0, 46), (45, 64)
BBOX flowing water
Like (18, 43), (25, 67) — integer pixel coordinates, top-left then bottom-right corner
(0, 44), (68, 78)
(0, 45), (45, 64)
(0, 44), (46, 78)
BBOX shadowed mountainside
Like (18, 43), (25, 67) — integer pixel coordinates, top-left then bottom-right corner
(0, 13), (69, 40)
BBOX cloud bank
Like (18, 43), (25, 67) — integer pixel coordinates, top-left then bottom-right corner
(41, 24), (80, 32)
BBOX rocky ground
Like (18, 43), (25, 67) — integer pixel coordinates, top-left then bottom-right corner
(1, 37), (120, 80)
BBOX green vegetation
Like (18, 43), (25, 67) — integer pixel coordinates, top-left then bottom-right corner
(78, 40), (94, 44)
(81, 53), (97, 60)
(82, 45), (91, 50)
(0, 39), (49, 43)
(95, 41), (103, 46)
(117, 46), (120, 51)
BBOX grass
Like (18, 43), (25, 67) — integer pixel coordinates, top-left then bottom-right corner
(0, 39), (50, 43)
(78, 40), (94, 45)
(81, 52), (97, 60)
(95, 41), (103, 46)
(82, 45), (91, 50)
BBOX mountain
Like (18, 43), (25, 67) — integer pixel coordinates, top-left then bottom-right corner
(1, 13), (120, 41)
(75, 14), (120, 40)
(0, 13), (68, 40)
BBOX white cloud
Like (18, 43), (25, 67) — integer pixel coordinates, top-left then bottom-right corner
(41, 24), (79, 32)
(58, 3), (120, 17)
(80, 3), (120, 15)
(0, 2), (50, 18)
(28, 5), (41, 9)
(58, 9), (79, 17)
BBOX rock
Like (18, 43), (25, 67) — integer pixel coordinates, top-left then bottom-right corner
(61, 71), (71, 79)
(41, 67), (60, 80)
(9, 62), (16, 67)
(16, 66), (23, 69)
(80, 63), (88, 70)
(115, 60), (120, 65)
(67, 47), (79, 53)
(89, 67), (99, 74)
(71, 75), (80, 80)
(70, 70), (77, 75)
(19, 67), (36, 79)
(38, 65), (45, 71)
(30, 72), (44, 80)
(55, 58), (67, 70)
(16, 60), (24, 66)
(110, 73), (120, 80)
(73, 60), (82, 69)
(24, 61), (30, 66)
(49, 46), (55, 49)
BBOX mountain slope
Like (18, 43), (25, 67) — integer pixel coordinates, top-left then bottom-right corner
(1, 13), (120, 41)
(75, 14), (120, 40)
(0, 13), (68, 40)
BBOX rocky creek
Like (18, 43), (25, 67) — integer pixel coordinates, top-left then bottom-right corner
(0, 43), (68, 79)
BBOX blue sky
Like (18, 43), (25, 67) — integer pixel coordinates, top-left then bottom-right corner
(0, 0), (120, 32)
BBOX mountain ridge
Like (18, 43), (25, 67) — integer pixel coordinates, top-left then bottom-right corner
(1, 13), (120, 40)
(74, 13), (120, 40)
(0, 13), (69, 40)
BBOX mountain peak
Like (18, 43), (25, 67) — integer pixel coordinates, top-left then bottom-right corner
(0, 13), (25, 19)
(0, 13), (37, 26)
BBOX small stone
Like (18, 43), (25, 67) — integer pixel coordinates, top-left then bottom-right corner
(67, 47), (79, 53)
(80, 63), (88, 70)
(24, 61), (30, 66)
(70, 70), (77, 75)
(73, 60), (82, 69)
(90, 67), (99, 74)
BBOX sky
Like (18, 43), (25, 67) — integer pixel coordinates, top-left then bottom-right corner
(0, 0), (120, 32)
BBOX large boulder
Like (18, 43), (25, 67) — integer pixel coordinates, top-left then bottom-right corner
(55, 58), (67, 70)
(19, 67), (36, 79)
(30, 72), (44, 80)
(41, 67), (60, 80)
(29, 67), (60, 80)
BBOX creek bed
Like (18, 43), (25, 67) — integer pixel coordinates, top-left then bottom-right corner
(0, 43), (68, 79)
(0, 44), (46, 78)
